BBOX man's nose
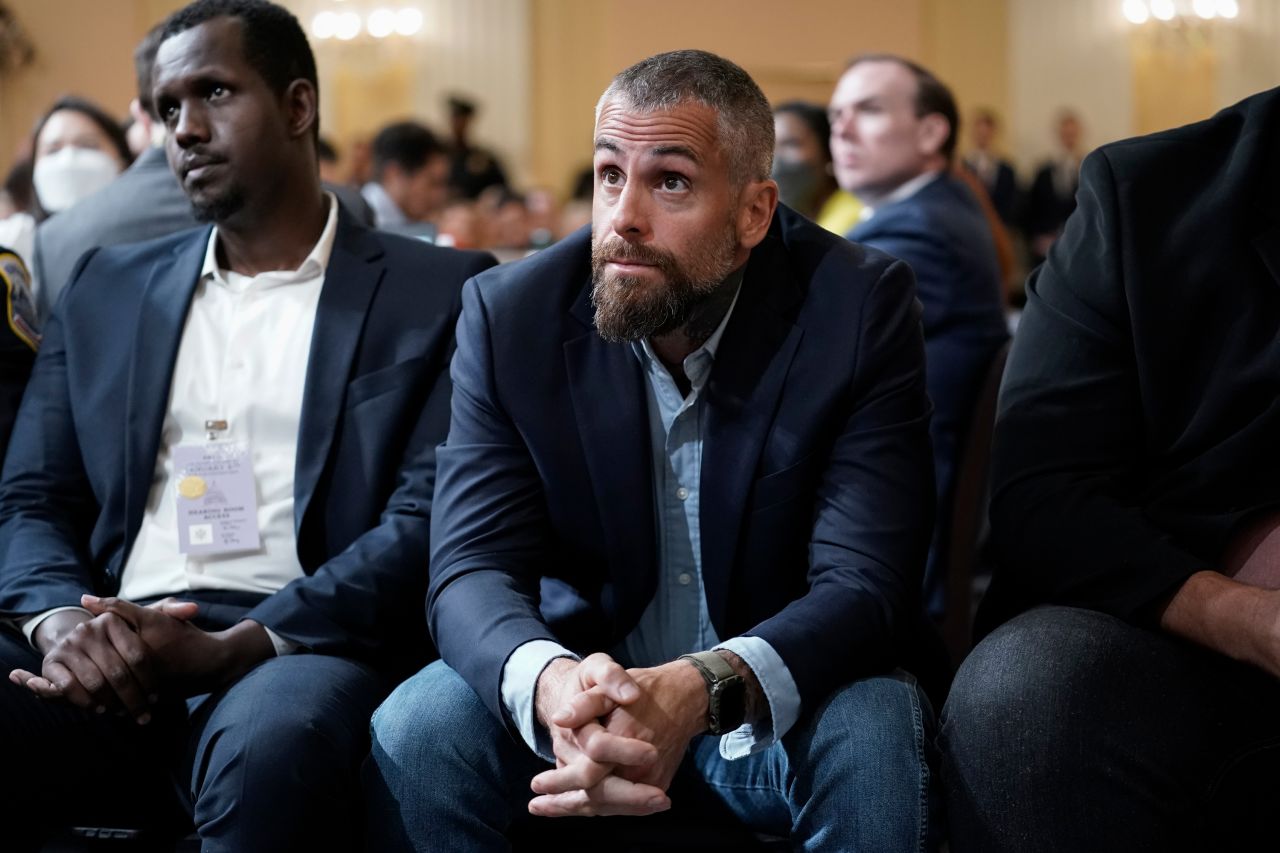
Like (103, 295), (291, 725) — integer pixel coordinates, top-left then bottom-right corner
(173, 103), (210, 148)
(610, 181), (649, 238)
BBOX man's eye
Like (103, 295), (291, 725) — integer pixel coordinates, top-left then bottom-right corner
(209, 85), (229, 99)
(662, 176), (687, 191)
(600, 168), (622, 185)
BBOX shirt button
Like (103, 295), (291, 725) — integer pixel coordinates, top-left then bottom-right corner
(677, 572), (692, 586)
(676, 487), (689, 500)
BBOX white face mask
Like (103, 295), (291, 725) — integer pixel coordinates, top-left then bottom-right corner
(33, 146), (122, 213)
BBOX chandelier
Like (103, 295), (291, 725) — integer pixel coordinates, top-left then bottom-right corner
(310, 2), (424, 41)
(1121, 0), (1239, 25)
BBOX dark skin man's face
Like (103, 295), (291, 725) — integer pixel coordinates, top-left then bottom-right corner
(152, 17), (303, 223)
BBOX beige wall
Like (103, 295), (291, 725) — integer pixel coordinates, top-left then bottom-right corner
(0, 0), (186, 169)
(528, 0), (1014, 197)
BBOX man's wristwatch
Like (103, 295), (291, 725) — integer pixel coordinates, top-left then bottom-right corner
(679, 651), (746, 735)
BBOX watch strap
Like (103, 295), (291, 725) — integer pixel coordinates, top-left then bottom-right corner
(679, 650), (736, 684)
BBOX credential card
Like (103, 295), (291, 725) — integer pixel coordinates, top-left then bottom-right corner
(173, 443), (262, 555)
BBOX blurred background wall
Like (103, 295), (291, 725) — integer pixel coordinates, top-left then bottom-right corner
(0, 0), (1277, 197)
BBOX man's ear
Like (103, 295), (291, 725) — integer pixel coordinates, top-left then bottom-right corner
(917, 113), (951, 158)
(283, 78), (319, 141)
(737, 179), (779, 251)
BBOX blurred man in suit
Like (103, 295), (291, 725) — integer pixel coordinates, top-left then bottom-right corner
(831, 54), (1008, 617)
(361, 121), (450, 229)
(1023, 109), (1083, 266)
(365, 48), (937, 852)
(942, 87), (1280, 853)
(962, 107), (1018, 227)
(0, 2), (493, 849)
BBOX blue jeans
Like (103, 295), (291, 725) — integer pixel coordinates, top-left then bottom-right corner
(364, 659), (936, 852)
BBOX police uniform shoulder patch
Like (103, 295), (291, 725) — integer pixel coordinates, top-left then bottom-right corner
(0, 249), (40, 351)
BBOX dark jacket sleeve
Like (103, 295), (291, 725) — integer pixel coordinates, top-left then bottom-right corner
(987, 149), (1210, 626)
(0, 250), (101, 616)
(742, 258), (935, 708)
(426, 276), (564, 727)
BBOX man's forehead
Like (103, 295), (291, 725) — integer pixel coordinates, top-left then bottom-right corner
(834, 61), (915, 104)
(593, 98), (721, 160)
(154, 17), (244, 83)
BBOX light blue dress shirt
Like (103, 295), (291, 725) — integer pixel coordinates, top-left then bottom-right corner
(501, 275), (801, 761)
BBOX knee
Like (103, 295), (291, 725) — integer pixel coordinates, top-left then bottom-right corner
(369, 660), (493, 771)
(942, 606), (1122, 765)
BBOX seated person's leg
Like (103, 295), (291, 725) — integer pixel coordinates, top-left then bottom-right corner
(364, 659), (549, 853)
(941, 605), (1280, 853)
(0, 626), (186, 844)
(692, 670), (935, 852)
(182, 653), (384, 853)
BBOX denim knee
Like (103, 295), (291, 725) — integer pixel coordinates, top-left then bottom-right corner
(370, 659), (496, 769)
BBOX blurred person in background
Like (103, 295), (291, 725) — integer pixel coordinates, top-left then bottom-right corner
(362, 120), (450, 229)
(0, 96), (132, 299)
(446, 94), (508, 200)
(832, 54), (1008, 620)
(436, 200), (481, 249)
(1025, 108), (1084, 266)
(772, 100), (861, 234)
(317, 136), (343, 185)
(962, 107), (1018, 228)
(0, 160), (34, 221)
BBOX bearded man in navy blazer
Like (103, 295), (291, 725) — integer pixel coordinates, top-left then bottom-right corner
(0, 2), (493, 850)
(365, 50), (937, 851)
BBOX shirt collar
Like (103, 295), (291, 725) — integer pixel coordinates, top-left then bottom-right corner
(201, 192), (339, 289)
(858, 168), (944, 220)
(360, 181), (409, 228)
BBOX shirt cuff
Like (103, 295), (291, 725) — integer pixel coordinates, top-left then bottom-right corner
(501, 639), (579, 761)
(261, 624), (300, 656)
(714, 636), (801, 760)
(21, 606), (93, 649)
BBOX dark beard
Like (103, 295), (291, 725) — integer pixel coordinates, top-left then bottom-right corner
(589, 224), (739, 344)
(191, 185), (247, 223)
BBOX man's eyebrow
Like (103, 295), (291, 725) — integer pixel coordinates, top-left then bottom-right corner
(594, 138), (621, 154)
(651, 145), (700, 164)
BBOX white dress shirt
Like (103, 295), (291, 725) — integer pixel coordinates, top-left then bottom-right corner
(23, 194), (339, 654)
(856, 168), (945, 222)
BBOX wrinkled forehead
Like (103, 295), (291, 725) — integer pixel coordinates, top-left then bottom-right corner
(833, 60), (918, 108)
(593, 96), (724, 161)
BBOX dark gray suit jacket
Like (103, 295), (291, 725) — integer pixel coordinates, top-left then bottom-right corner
(34, 147), (375, 320)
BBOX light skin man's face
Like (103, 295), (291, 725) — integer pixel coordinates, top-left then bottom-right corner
(589, 98), (751, 343)
(828, 60), (945, 202)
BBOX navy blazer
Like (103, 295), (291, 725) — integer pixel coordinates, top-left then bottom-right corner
(428, 206), (935, 730)
(0, 212), (496, 677)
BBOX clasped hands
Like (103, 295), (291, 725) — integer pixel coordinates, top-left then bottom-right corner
(9, 594), (269, 725)
(528, 652), (710, 818)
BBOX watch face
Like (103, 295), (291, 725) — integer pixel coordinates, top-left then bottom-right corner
(709, 676), (746, 734)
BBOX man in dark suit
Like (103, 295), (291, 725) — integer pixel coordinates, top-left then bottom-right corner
(0, 2), (493, 850)
(832, 55), (1008, 617)
(363, 49), (936, 852)
(941, 89), (1280, 852)
(962, 107), (1019, 227)
(34, 20), (373, 321)
(1023, 108), (1083, 266)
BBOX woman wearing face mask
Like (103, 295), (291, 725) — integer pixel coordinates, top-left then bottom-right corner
(771, 101), (862, 235)
(0, 96), (132, 305)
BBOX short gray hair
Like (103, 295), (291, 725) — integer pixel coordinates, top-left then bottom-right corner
(596, 49), (774, 186)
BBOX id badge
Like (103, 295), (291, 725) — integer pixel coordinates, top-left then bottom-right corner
(173, 443), (262, 555)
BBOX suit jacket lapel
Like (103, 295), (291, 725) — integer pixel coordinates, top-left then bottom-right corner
(700, 235), (803, 630)
(293, 214), (386, 529)
(123, 228), (211, 558)
(564, 285), (656, 618)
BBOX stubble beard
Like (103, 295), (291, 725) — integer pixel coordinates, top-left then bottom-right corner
(589, 221), (740, 344)
(190, 183), (248, 224)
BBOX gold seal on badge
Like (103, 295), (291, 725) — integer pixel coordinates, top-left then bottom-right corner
(177, 475), (208, 499)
